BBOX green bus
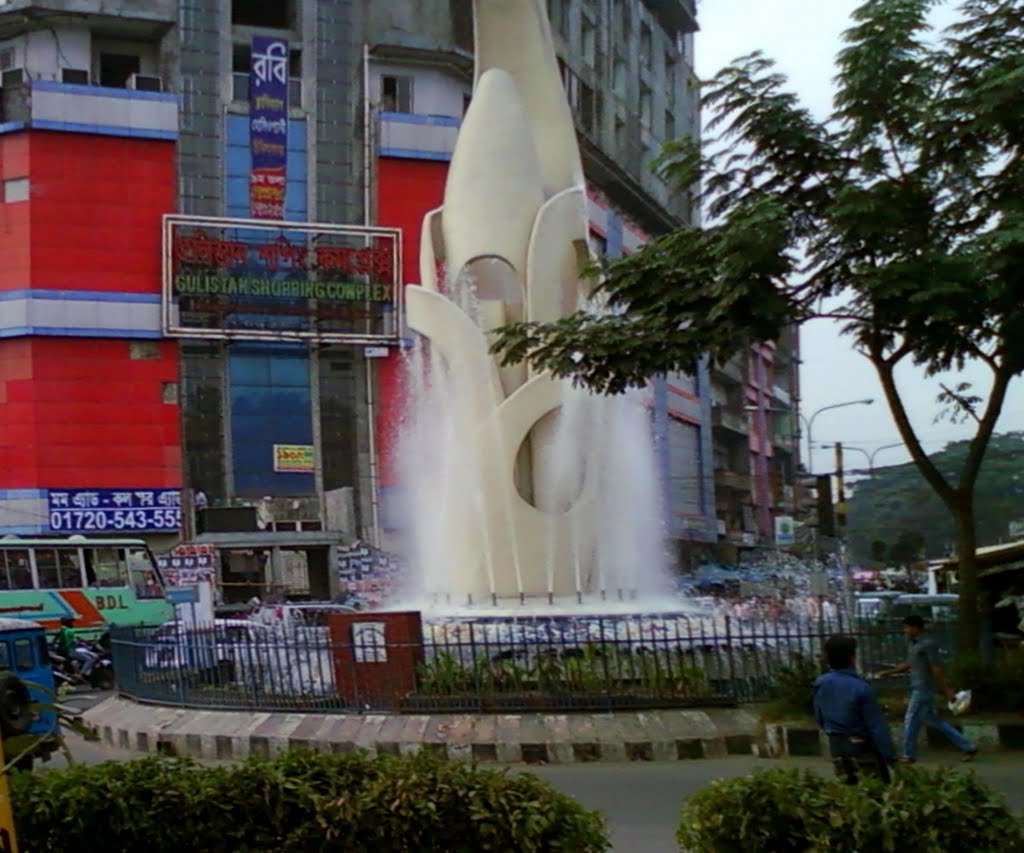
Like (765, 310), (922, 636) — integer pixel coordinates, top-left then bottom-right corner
(0, 536), (174, 634)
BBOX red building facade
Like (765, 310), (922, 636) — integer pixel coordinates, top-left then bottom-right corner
(0, 84), (181, 539)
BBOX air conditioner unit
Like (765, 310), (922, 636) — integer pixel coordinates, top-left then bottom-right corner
(0, 68), (26, 88)
(127, 73), (162, 92)
(61, 68), (90, 85)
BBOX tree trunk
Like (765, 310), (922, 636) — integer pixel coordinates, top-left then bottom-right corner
(950, 496), (981, 656)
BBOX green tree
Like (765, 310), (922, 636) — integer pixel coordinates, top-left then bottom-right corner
(848, 432), (1024, 563)
(494, 0), (1024, 652)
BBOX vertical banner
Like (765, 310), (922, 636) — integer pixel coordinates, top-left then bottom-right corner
(250, 35), (289, 220)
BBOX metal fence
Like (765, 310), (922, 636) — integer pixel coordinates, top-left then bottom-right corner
(110, 615), (939, 714)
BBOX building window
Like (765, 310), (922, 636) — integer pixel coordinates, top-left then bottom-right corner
(578, 80), (595, 134)
(614, 114), (626, 150)
(665, 109), (676, 142)
(99, 52), (140, 88)
(640, 23), (653, 68)
(2, 178), (28, 204)
(665, 50), (677, 104)
(590, 229), (607, 256)
(616, 0), (631, 36)
(380, 75), (414, 113)
(581, 16), (596, 66)
(61, 68), (90, 85)
(547, 0), (569, 38)
(639, 83), (652, 128)
(612, 56), (627, 98)
(232, 0), (293, 29)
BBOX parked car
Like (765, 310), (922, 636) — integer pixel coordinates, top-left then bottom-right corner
(144, 618), (336, 696)
(144, 618), (273, 672)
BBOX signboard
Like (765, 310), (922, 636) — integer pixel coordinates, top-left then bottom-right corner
(165, 587), (199, 605)
(156, 544), (217, 586)
(774, 515), (796, 546)
(47, 489), (182, 533)
(250, 35), (288, 219)
(273, 444), (315, 472)
(162, 214), (402, 343)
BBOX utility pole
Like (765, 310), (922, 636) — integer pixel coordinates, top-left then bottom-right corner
(834, 442), (854, 620)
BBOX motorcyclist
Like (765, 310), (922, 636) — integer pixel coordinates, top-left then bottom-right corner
(54, 616), (99, 679)
(54, 616), (76, 659)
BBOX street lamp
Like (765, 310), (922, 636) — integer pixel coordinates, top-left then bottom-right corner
(802, 399), (874, 474)
(817, 441), (903, 476)
(745, 397), (874, 473)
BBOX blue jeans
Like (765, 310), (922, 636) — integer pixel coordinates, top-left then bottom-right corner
(902, 689), (974, 759)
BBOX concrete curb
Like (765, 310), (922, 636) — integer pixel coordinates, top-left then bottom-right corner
(84, 697), (765, 764)
(763, 718), (1024, 758)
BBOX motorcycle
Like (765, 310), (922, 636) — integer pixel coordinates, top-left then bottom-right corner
(50, 638), (115, 691)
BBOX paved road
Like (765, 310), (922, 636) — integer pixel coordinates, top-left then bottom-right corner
(532, 756), (1024, 853)
(51, 735), (1024, 853)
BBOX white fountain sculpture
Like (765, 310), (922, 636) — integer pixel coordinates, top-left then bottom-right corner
(403, 0), (666, 608)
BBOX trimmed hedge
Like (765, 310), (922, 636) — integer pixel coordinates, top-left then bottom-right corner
(677, 766), (1024, 853)
(11, 751), (610, 852)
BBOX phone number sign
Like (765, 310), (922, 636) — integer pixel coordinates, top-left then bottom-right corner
(47, 489), (182, 533)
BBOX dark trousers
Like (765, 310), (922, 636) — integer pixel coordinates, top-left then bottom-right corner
(828, 735), (891, 785)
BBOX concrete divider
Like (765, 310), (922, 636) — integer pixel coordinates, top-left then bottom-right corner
(84, 697), (763, 764)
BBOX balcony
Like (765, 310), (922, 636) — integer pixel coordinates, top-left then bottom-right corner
(643, 0), (699, 35)
(714, 469), (752, 493)
(711, 405), (748, 435)
(712, 356), (746, 387)
(0, 79), (177, 139)
(378, 111), (460, 161)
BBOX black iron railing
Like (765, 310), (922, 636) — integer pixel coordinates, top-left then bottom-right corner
(110, 615), (934, 714)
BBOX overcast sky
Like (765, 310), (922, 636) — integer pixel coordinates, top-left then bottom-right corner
(694, 0), (1022, 475)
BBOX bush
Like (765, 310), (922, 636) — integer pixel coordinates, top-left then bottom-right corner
(12, 750), (610, 853)
(677, 766), (1024, 853)
(761, 654), (822, 721)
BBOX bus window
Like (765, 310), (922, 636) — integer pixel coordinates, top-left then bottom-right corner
(0, 643), (9, 670)
(90, 548), (127, 588)
(35, 549), (80, 588)
(4, 550), (33, 590)
(125, 548), (162, 599)
(34, 550), (60, 588)
(57, 550), (81, 587)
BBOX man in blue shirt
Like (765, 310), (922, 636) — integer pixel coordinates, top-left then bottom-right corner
(877, 614), (977, 763)
(814, 634), (896, 784)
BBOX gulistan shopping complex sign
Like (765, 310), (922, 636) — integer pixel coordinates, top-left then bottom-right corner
(161, 215), (403, 343)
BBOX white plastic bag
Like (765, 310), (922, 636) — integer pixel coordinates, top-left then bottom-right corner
(948, 689), (972, 716)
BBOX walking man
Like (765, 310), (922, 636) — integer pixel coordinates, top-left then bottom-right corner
(877, 614), (977, 763)
(814, 634), (896, 784)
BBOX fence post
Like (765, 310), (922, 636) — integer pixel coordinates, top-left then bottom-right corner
(725, 615), (736, 700)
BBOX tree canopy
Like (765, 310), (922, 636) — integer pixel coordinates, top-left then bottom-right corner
(493, 0), (1024, 651)
(848, 432), (1024, 564)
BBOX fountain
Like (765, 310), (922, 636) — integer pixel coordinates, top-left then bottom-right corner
(400, 0), (673, 613)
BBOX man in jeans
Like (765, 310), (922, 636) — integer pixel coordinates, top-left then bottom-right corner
(814, 634), (896, 784)
(877, 614), (977, 763)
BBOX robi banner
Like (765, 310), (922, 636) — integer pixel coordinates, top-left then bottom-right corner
(250, 35), (288, 220)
